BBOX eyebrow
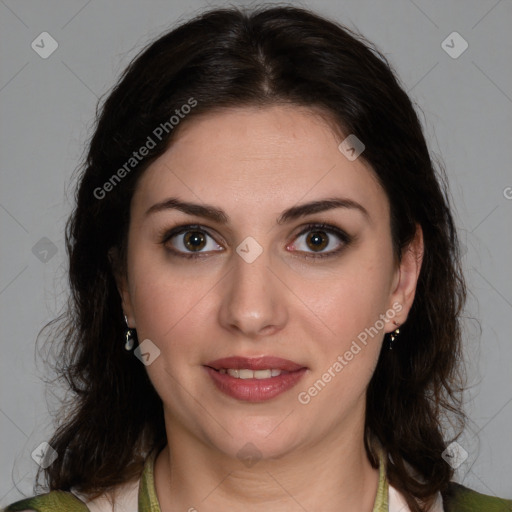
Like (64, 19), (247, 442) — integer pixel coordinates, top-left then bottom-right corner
(145, 197), (370, 224)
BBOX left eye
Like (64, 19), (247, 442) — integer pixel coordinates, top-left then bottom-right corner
(290, 224), (349, 256)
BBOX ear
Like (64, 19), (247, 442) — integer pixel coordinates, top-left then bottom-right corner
(385, 224), (424, 333)
(108, 247), (136, 328)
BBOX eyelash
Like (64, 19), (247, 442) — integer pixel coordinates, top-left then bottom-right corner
(158, 222), (353, 260)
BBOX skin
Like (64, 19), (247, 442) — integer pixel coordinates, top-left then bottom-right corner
(115, 105), (424, 511)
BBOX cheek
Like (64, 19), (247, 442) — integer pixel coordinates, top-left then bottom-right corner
(303, 252), (394, 341)
(127, 249), (217, 357)
(131, 275), (201, 342)
(295, 260), (393, 412)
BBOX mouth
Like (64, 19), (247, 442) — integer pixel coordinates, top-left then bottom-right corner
(205, 355), (305, 373)
(204, 356), (307, 402)
(216, 368), (286, 379)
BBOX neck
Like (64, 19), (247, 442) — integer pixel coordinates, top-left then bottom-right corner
(154, 419), (382, 511)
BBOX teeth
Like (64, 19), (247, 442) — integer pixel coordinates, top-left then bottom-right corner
(220, 368), (283, 379)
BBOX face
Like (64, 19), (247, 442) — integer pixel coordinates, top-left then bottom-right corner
(116, 105), (422, 462)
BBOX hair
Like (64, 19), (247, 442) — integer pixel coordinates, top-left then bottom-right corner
(37, 5), (467, 511)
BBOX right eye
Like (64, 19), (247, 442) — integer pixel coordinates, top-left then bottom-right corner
(160, 224), (224, 259)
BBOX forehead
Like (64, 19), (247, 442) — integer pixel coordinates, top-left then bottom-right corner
(131, 105), (389, 223)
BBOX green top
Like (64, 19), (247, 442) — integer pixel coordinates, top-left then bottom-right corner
(3, 446), (511, 511)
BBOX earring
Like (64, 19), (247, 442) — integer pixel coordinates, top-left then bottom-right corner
(388, 321), (400, 350)
(124, 314), (135, 351)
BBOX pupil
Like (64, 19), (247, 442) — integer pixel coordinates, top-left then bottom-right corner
(185, 231), (205, 251)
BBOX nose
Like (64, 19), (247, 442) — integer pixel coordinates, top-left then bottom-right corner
(217, 246), (288, 339)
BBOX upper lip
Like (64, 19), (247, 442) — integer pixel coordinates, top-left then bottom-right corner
(205, 356), (305, 372)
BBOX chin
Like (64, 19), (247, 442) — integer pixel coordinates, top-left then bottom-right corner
(207, 423), (301, 465)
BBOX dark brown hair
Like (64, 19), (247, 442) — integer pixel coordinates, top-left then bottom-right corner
(38, 5), (467, 511)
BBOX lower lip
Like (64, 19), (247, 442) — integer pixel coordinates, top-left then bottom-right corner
(204, 366), (307, 402)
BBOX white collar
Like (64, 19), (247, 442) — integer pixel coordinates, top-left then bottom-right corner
(389, 483), (444, 512)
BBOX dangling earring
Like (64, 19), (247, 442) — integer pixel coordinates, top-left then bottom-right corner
(388, 321), (400, 350)
(124, 314), (135, 351)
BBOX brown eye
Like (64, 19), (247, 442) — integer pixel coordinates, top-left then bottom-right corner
(305, 231), (329, 252)
(161, 225), (224, 258)
(183, 231), (207, 252)
(290, 223), (352, 259)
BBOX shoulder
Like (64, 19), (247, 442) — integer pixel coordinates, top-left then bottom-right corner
(442, 481), (512, 511)
(2, 478), (138, 512)
(3, 454), (146, 512)
(1, 490), (90, 512)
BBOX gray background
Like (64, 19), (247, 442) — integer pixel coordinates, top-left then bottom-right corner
(1, 0), (511, 506)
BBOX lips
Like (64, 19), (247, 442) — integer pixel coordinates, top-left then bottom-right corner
(204, 356), (307, 402)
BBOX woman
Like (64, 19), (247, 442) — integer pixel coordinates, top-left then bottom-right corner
(4, 5), (511, 512)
